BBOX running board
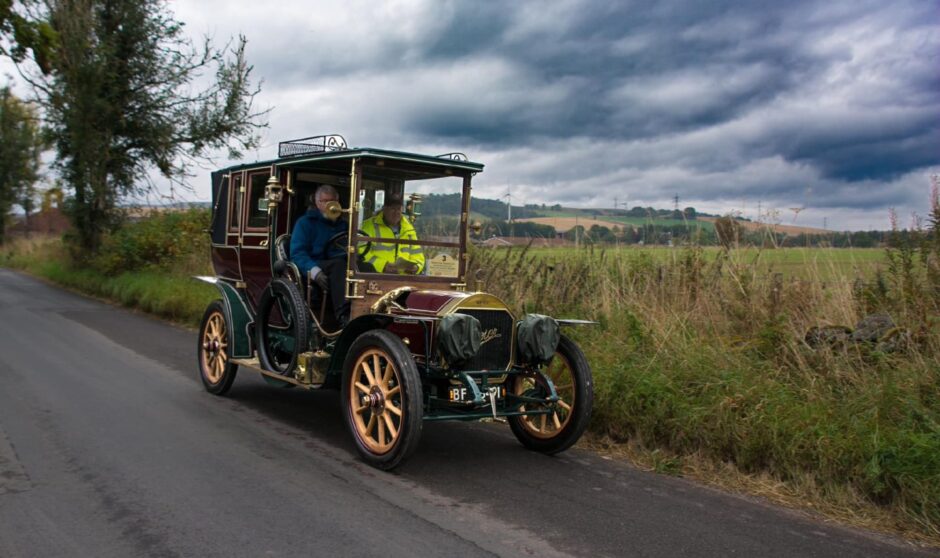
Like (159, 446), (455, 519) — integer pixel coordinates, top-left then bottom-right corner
(231, 357), (323, 389)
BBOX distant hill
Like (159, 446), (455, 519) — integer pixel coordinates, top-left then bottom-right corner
(421, 194), (705, 222)
(421, 193), (541, 221)
(697, 216), (828, 236)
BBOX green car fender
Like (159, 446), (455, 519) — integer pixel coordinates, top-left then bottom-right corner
(193, 276), (254, 359)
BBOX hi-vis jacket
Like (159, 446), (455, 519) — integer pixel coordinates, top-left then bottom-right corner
(358, 213), (425, 273)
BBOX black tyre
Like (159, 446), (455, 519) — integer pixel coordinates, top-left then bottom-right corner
(341, 330), (423, 470)
(197, 300), (239, 395)
(509, 334), (593, 454)
(256, 278), (310, 376)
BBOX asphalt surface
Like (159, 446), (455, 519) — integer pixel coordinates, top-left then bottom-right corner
(0, 268), (935, 558)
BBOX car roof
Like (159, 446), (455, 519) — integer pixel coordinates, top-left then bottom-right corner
(217, 146), (484, 175)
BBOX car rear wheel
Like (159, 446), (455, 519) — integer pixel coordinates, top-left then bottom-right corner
(509, 334), (593, 454)
(342, 330), (423, 470)
(198, 300), (239, 395)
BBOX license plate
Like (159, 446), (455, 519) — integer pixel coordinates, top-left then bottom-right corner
(448, 385), (506, 402)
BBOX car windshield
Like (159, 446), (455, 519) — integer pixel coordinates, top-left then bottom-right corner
(354, 163), (465, 278)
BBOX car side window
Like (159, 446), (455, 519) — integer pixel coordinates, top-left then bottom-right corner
(246, 172), (269, 229)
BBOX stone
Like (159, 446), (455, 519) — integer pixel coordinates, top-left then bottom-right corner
(851, 313), (895, 343)
(875, 327), (912, 353)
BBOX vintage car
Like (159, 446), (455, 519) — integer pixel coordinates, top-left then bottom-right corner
(195, 134), (594, 469)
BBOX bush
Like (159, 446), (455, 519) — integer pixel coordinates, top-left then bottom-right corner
(92, 208), (210, 276)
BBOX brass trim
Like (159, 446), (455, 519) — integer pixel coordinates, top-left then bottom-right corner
(346, 278), (365, 299)
(440, 293), (517, 372)
(438, 292), (513, 316)
(323, 200), (344, 221)
(285, 170), (295, 195)
(371, 287), (415, 313)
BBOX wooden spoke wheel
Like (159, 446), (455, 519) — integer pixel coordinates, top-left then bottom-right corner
(197, 300), (238, 395)
(342, 330), (423, 470)
(509, 334), (593, 454)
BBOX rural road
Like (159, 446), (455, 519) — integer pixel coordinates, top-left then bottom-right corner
(0, 269), (934, 558)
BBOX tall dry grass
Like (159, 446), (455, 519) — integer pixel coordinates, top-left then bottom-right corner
(469, 241), (940, 540)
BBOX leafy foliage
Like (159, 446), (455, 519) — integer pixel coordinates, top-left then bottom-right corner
(0, 87), (43, 243)
(0, 1), (57, 72)
(91, 207), (209, 275)
(17, 0), (266, 253)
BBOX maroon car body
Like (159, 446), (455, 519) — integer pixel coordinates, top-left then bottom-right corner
(194, 135), (593, 469)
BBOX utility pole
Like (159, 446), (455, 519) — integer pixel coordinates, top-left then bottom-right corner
(575, 214), (580, 249)
(503, 187), (512, 237)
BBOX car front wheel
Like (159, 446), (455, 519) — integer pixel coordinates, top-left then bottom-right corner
(509, 334), (593, 454)
(341, 330), (423, 470)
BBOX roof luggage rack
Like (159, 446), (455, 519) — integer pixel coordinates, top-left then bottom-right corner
(436, 152), (469, 161)
(279, 134), (348, 158)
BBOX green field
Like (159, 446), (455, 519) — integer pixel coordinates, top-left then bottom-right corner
(603, 215), (714, 229)
(523, 210), (713, 230)
(521, 246), (886, 279)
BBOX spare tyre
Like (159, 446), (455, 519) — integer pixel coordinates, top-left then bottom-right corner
(256, 278), (309, 376)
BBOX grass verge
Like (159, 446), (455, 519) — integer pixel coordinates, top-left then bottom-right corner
(1, 235), (214, 327)
(470, 243), (940, 546)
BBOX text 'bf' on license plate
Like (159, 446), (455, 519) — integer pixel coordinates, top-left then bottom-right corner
(449, 385), (506, 402)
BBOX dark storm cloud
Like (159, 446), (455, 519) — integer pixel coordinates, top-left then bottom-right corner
(174, 0), (939, 228)
(376, 0), (939, 186)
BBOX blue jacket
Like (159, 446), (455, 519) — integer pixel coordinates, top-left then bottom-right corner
(290, 209), (348, 278)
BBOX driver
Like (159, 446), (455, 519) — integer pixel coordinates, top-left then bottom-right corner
(359, 193), (425, 274)
(290, 184), (350, 326)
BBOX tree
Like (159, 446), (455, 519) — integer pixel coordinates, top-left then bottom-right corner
(588, 224), (615, 243)
(15, 0), (266, 252)
(1, 1), (57, 73)
(0, 87), (42, 244)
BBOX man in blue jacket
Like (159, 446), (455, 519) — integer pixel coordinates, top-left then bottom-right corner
(290, 185), (349, 326)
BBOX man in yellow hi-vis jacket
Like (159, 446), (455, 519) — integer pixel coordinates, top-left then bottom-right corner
(359, 194), (425, 274)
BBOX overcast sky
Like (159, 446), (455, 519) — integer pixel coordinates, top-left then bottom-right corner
(8, 0), (940, 230)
